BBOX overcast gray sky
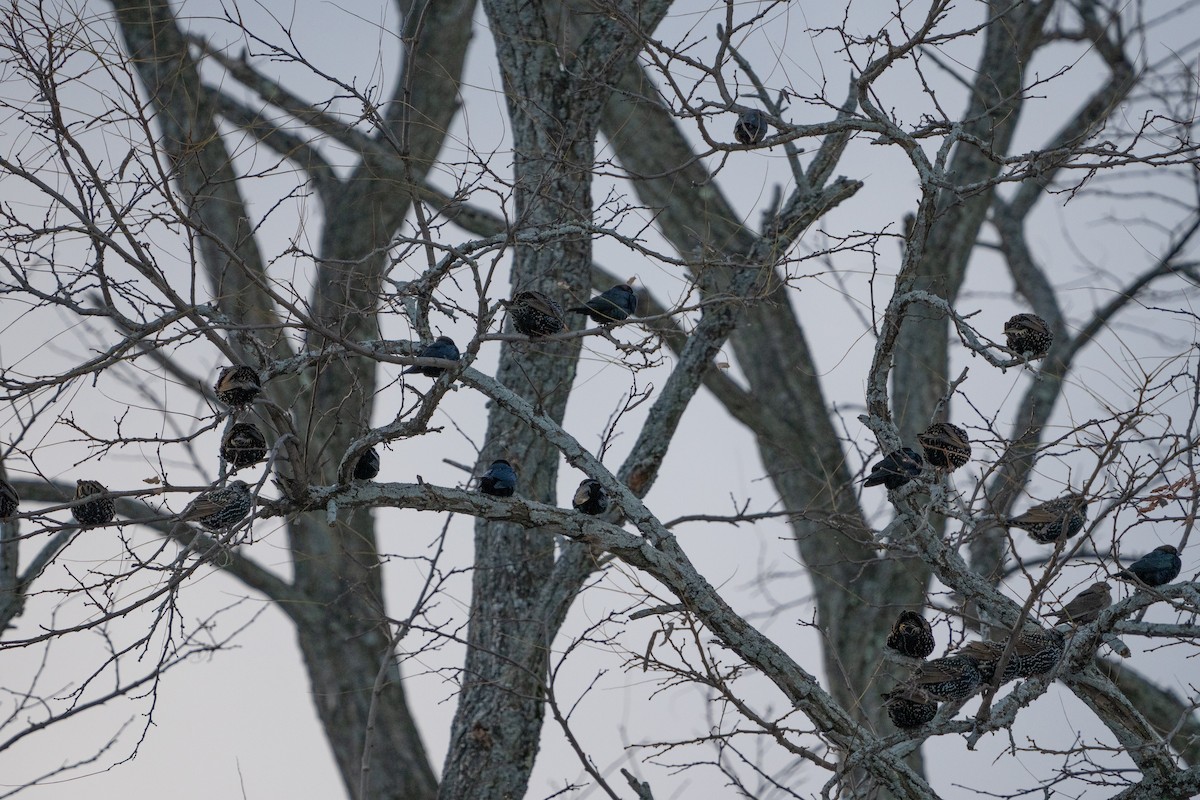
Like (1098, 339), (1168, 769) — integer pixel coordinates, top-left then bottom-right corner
(1, 1), (1197, 798)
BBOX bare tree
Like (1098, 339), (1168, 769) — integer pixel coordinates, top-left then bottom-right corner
(2, 1), (1199, 798)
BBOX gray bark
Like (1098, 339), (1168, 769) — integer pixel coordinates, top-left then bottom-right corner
(107, 0), (473, 796)
(6, 1), (1195, 798)
(438, 2), (670, 798)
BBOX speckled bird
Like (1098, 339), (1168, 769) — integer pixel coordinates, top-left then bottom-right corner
(734, 109), (768, 145)
(72, 479), (116, 526)
(479, 459), (517, 497)
(1004, 313), (1053, 358)
(402, 336), (460, 377)
(180, 480), (253, 531)
(886, 610), (935, 659)
(917, 422), (971, 471)
(221, 422), (268, 469)
(508, 290), (566, 337)
(354, 448), (380, 481)
(1051, 582), (1112, 626)
(955, 640), (1021, 685)
(1005, 493), (1088, 544)
(214, 365), (262, 407)
(913, 655), (983, 702)
(864, 448), (923, 490)
(1115, 545), (1182, 587)
(0, 478), (18, 519)
(568, 284), (638, 324)
(1013, 625), (1064, 678)
(573, 478), (609, 516)
(882, 686), (938, 729)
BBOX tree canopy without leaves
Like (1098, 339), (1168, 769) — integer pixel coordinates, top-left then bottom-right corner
(2, 1), (1200, 798)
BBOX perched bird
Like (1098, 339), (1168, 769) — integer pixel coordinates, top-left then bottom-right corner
(912, 654), (983, 701)
(1012, 626), (1064, 677)
(402, 336), (460, 377)
(572, 478), (609, 516)
(1004, 493), (1088, 544)
(886, 610), (935, 659)
(864, 448), (923, 490)
(955, 640), (1021, 685)
(353, 448), (381, 481)
(917, 422), (971, 471)
(180, 480), (253, 531)
(72, 479), (116, 526)
(1051, 582), (1113, 626)
(0, 478), (18, 519)
(220, 422), (268, 469)
(568, 284), (638, 324)
(1115, 545), (1182, 587)
(507, 290), (566, 337)
(479, 459), (517, 497)
(882, 686), (939, 729)
(214, 365), (262, 407)
(733, 109), (768, 145)
(1004, 313), (1053, 358)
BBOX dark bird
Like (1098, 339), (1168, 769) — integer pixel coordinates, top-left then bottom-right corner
(917, 422), (971, 471)
(402, 336), (460, 377)
(955, 640), (1021, 685)
(572, 478), (609, 516)
(180, 480), (253, 531)
(568, 284), (638, 324)
(864, 448), (923, 490)
(1115, 544), (1182, 587)
(72, 479), (116, 526)
(1051, 582), (1113, 626)
(733, 109), (768, 145)
(912, 654), (983, 702)
(1004, 313), (1053, 358)
(220, 422), (268, 469)
(353, 448), (381, 480)
(886, 610), (935, 659)
(1012, 625), (1064, 678)
(1004, 493), (1088, 544)
(882, 686), (938, 729)
(0, 478), (18, 519)
(214, 365), (262, 407)
(479, 459), (517, 497)
(507, 290), (566, 337)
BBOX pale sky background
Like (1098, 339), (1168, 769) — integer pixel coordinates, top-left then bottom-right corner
(1, 1), (1197, 798)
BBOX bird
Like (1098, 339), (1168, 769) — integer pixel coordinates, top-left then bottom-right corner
(572, 478), (609, 516)
(917, 422), (971, 471)
(954, 640), (1021, 685)
(568, 284), (638, 324)
(886, 610), (935, 659)
(213, 365), (262, 407)
(220, 422), (268, 469)
(72, 479), (116, 526)
(1004, 493), (1088, 544)
(353, 448), (380, 480)
(179, 480), (253, 531)
(1012, 625), (1064, 678)
(864, 448), (923, 490)
(912, 654), (983, 701)
(1004, 313), (1053, 358)
(479, 459), (517, 497)
(733, 109), (768, 145)
(882, 686), (938, 729)
(402, 336), (460, 377)
(0, 478), (18, 519)
(1050, 582), (1113, 626)
(507, 290), (566, 337)
(1115, 544), (1182, 587)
